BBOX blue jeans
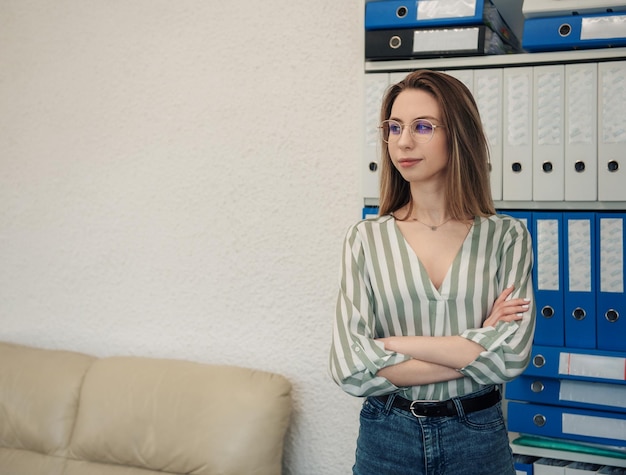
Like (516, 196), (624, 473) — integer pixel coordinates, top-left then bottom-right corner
(353, 386), (515, 475)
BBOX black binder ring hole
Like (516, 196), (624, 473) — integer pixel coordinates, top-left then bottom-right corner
(531, 381), (545, 393)
(541, 306), (554, 318)
(533, 355), (546, 368)
(572, 307), (586, 321)
(605, 309), (619, 323)
(608, 160), (619, 172)
(396, 6), (408, 18)
(542, 161), (553, 173)
(533, 414), (547, 427)
(512, 162), (522, 173)
(559, 23), (572, 37)
(574, 161), (586, 172)
(389, 36), (402, 49)
(368, 161), (378, 172)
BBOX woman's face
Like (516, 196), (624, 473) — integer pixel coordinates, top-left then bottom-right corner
(387, 88), (448, 186)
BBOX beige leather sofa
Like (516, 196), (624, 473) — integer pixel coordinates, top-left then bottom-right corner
(0, 341), (292, 475)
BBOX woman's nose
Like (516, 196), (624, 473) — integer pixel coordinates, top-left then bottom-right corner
(396, 126), (414, 147)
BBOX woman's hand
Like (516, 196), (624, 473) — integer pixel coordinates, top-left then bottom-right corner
(483, 285), (530, 328)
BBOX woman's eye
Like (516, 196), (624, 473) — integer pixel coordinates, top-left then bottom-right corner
(414, 121), (433, 134)
(389, 123), (402, 134)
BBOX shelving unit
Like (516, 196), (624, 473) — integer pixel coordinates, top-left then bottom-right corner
(363, 39), (626, 470)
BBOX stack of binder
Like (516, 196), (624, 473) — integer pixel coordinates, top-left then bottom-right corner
(518, 457), (626, 474)
(521, 0), (626, 52)
(365, 0), (523, 60)
(504, 211), (626, 453)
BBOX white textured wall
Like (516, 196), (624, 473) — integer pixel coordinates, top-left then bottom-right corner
(0, 1), (364, 473)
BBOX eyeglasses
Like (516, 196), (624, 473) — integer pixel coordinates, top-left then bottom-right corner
(379, 118), (444, 144)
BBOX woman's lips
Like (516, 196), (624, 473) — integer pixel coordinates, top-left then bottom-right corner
(397, 158), (422, 168)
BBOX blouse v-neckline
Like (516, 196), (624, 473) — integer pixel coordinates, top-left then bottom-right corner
(392, 216), (479, 296)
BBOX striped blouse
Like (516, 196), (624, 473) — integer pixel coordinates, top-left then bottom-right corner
(329, 213), (536, 401)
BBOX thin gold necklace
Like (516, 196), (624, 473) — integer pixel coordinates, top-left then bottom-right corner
(411, 215), (452, 231)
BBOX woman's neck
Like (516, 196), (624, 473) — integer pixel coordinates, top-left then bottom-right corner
(408, 185), (447, 221)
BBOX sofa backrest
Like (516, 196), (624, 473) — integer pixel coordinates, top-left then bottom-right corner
(0, 342), (96, 475)
(0, 341), (292, 475)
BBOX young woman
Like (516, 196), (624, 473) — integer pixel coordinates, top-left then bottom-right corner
(329, 70), (536, 475)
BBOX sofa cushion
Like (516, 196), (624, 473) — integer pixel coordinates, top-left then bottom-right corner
(68, 356), (292, 475)
(0, 447), (65, 475)
(64, 459), (168, 475)
(0, 342), (95, 457)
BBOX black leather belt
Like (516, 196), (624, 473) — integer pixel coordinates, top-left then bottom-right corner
(375, 386), (500, 418)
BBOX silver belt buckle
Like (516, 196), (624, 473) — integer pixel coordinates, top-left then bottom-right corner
(409, 399), (438, 418)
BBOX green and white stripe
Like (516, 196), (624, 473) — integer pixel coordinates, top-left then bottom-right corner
(329, 214), (536, 400)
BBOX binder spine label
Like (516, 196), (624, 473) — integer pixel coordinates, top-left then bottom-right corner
(581, 14), (626, 40)
(536, 71), (563, 146)
(567, 67), (595, 145)
(560, 380), (626, 409)
(601, 66), (626, 144)
(418, 0), (477, 20)
(600, 218), (624, 293)
(506, 74), (531, 147)
(537, 219), (560, 291)
(475, 73), (501, 147)
(365, 76), (387, 149)
(558, 352), (626, 381)
(412, 27), (480, 53)
(568, 219), (592, 292)
(562, 412), (626, 441)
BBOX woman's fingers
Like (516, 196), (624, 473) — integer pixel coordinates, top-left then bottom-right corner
(483, 297), (531, 327)
(494, 285), (515, 304)
(483, 285), (531, 328)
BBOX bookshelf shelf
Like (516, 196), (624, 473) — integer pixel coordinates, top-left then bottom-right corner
(365, 47), (626, 73)
(509, 433), (626, 469)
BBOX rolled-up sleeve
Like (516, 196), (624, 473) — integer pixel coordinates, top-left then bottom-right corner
(458, 219), (536, 385)
(329, 224), (411, 397)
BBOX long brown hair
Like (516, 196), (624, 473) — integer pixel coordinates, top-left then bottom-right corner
(377, 70), (495, 220)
